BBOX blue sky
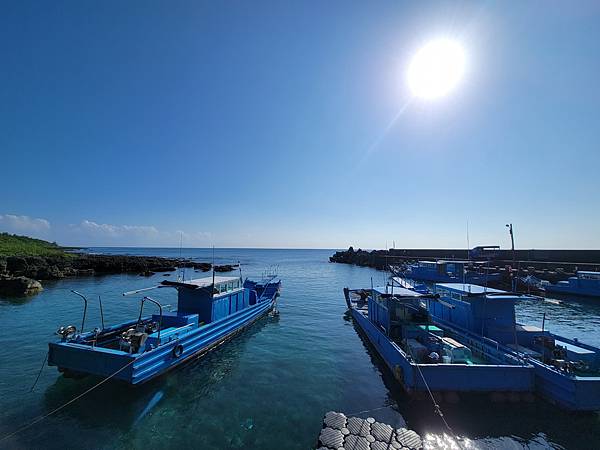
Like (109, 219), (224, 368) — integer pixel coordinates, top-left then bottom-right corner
(1, 1), (599, 249)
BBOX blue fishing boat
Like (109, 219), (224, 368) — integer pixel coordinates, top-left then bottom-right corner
(541, 271), (600, 298)
(404, 260), (502, 284)
(48, 274), (281, 384)
(342, 284), (534, 395)
(430, 283), (600, 411)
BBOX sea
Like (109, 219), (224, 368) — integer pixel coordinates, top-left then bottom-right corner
(1, 248), (600, 449)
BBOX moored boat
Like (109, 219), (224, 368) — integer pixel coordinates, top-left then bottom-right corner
(48, 274), (281, 384)
(342, 283), (534, 395)
(404, 260), (502, 284)
(541, 271), (600, 298)
(430, 283), (600, 411)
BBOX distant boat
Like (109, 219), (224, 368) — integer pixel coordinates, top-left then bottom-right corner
(342, 283), (534, 395)
(541, 271), (600, 298)
(404, 260), (502, 284)
(430, 283), (600, 411)
(48, 274), (281, 384)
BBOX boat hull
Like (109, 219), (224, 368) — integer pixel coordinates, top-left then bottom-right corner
(349, 306), (533, 393)
(49, 297), (276, 385)
(544, 284), (600, 298)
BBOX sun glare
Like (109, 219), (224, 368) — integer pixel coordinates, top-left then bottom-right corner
(407, 38), (466, 100)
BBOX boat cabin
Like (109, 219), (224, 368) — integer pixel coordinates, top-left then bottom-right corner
(413, 260), (467, 277)
(431, 283), (518, 345)
(164, 276), (252, 325)
(367, 286), (431, 340)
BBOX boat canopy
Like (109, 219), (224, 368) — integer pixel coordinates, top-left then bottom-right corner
(372, 285), (422, 296)
(437, 283), (507, 296)
(162, 276), (240, 289)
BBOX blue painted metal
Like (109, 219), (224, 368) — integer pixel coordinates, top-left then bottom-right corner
(542, 271), (600, 298)
(430, 283), (600, 411)
(343, 284), (534, 394)
(48, 275), (281, 384)
(405, 260), (502, 284)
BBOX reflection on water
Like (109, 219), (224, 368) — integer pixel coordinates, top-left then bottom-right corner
(0, 249), (599, 449)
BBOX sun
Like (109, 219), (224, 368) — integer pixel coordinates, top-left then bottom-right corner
(407, 39), (466, 100)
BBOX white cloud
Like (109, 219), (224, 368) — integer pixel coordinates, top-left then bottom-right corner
(68, 220), (211, 247)
(76, 220), (160, 238)
(0, 214), (51, 237)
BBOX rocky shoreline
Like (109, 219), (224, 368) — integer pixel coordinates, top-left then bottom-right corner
(329, 247), (392, 269)
(0, 254), (236, 297)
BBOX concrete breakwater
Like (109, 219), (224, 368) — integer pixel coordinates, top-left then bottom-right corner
(0, 254), (236, 296)
(330, 247), (600, 287)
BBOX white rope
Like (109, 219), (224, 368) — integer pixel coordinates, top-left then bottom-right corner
(347, 405), (397, 417)
(0, 358), (137, 443)
(408, 348), (464, 449)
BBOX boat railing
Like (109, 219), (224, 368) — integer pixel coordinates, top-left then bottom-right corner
(434, 317), (528, 365)
(70, 290), (106, 333)
(137, 297), (163, 343)
(70, 290), (88, 333)
(257, 276), (279, 302)
(482, 336), (500, 351)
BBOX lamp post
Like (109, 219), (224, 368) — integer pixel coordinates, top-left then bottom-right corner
(505, 223), (515, 263)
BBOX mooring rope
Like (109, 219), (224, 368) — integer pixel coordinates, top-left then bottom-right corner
(29, 351), (49, 393)
(347, 404), (396, 417)
(0, 358), (137, 444)
(411, 357), (463, 449)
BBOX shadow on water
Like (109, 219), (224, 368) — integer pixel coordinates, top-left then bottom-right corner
(347, 315), (600, 449)
(0, 294), (39, 306)
(5, 314), (281, 448)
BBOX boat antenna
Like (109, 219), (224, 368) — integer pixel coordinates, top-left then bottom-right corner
(211, 245), (215, 297)
(179, 231), (185, 282)
(466, 219), (470, 260)
(463, 219), (469, 287)
(238, 260), (243, 283)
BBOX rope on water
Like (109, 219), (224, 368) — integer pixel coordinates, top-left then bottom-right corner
(29, 351), (49, 393)
(0, 358), (137, 444)
(347, 404), (397, 417)
(412, 358), (463, 449)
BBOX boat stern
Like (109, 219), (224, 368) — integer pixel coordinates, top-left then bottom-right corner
(48, 341), (136, 382)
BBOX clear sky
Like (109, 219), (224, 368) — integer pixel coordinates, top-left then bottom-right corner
(1, 1), (599, 249)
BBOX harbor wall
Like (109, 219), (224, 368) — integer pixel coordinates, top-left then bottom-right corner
(330, 247), (600, 288)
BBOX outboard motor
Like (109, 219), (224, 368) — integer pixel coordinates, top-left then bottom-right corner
(119, 328), (148, 353)
(56, 325), (77, 340)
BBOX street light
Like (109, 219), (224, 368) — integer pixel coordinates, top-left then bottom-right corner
(506, 223), (515, 264)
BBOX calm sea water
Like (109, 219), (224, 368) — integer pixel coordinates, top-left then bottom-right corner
(1, 248), (600, 449)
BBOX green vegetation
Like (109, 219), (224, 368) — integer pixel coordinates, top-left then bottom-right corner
(0, 233), (73, 257)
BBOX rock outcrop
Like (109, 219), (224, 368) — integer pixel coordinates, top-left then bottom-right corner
(214, 264), (238, 273)
(329, 247), (390, 269)
(0, 254), (214, 297)
(0, 275), (43, 296)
